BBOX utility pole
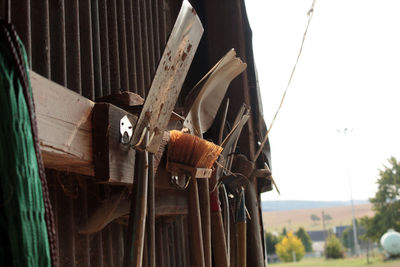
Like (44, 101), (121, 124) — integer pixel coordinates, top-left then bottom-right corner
(349, 168), (361, 256)
(322, 211), (327, 244)
(337, 128), (361, 256)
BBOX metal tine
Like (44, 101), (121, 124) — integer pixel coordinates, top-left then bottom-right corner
(236, 187), (246, 267)
(218, 98), (230, 145)
(221, 105), (250, 172)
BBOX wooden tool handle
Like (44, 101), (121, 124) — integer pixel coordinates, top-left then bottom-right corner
(236, 222), (247, 267)
(189, 178), (205, 267)
(123, 134), (149, 267)
(211, 211), (229, 267)
(148, 153), (155, 267)
(198, 179), (212, 267)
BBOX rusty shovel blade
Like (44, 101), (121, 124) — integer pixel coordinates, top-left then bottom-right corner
(132, 0), (204, 153)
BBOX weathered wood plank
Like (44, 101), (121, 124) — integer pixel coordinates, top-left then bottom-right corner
(31, 71), (95, 176)
(31, 71), (174, 188)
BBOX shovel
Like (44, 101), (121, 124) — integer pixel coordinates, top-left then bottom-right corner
(123, 1), (203, 266)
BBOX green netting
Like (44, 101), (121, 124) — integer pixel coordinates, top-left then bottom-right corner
(0, 37), (51, 266)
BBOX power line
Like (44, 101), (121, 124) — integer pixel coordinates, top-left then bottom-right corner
(254, 0), (317, 162)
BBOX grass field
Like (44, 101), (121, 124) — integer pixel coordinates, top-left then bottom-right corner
(270, 257), (400, 267)
(263, 203), (374, 232)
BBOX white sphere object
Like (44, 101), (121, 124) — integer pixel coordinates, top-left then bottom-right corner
(380, 230), (400, 256)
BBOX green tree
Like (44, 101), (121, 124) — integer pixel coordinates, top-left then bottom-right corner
(341, 227), (352, 249)
(359, 216), (373, 241)
(325, 235), (344, 259)
(324, 213), (332, 223)
(281, 227), (287, 237)
(341, 219), (367, 255)
(275, 232), (305, 262)
(310, 214), (320, 224)
(265, 232), (279, 254)
(296, 227), (313, 252)
(362, 157), (400, 241)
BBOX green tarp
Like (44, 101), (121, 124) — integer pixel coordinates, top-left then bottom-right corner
(0, 30), (51, 266)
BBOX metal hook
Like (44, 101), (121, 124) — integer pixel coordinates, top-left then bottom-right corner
(170, 173), (191, 190)
(120, 115), (133, 145)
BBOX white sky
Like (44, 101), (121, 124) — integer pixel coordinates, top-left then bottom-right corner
(245, 0), (400, 201)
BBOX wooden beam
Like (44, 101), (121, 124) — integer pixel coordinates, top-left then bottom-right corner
(31, 71), (95, 176)
(31, 71), (173, 188)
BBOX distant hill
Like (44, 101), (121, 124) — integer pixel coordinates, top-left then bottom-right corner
(262, 200), (369, 212)
(262, 203), (374, 232)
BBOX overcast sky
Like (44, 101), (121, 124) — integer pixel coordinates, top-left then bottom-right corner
(245, 0), (400, 201)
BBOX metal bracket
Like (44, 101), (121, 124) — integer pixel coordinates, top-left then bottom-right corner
(170, 173), (191, 190)
(120, 115), (133, 145)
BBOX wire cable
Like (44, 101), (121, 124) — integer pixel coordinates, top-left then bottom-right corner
(254, 0), (317, 162)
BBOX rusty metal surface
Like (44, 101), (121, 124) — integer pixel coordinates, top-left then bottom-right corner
(124, 0), (138, 94)
(139, 0), (152, 91)
(31, 0), (50, 77)
(49, 0), (66, 86)
(131, 0), (204, 153)
(107, 0), (120, 94)
(11, 0), (31, 64)
(98, 0), (111, 96)
(132, 0), (145, 97)
(65, 0), (81, 93)
(151, 0), (161, 65)
(91, 0), (103, 99)
(79, 0), (95, 100)
(116, 0), (129, 92)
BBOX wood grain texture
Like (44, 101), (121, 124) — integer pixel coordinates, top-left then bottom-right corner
(31, 71), (146, 182)
(31, 71), (95, 175)
(188, 178), (205, 267)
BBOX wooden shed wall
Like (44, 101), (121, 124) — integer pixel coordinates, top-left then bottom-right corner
(0, 0), (271, 266)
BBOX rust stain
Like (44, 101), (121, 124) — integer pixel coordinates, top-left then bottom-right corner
(187, 44), (192, 52)
(153, 127), (161, 136)
(181, 52), (187, 61)
(168, 56), (171, 62)
(145, 111), (152, 120)
(171, 66), (175, 71)
(157, 104), (164, 120)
